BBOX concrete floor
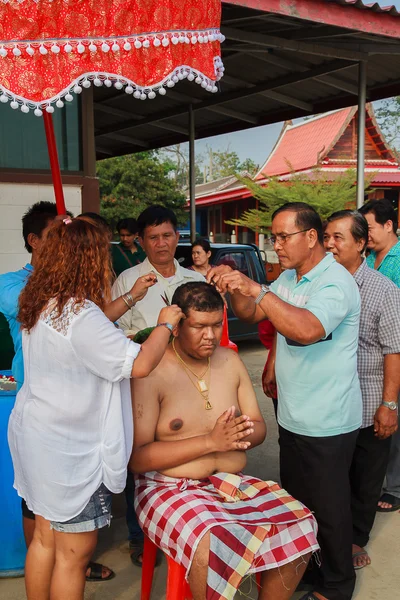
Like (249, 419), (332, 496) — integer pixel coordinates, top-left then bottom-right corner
(1, 340), (399, 599)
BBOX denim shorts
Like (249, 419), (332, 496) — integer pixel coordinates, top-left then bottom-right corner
(50, 483), (112, 533)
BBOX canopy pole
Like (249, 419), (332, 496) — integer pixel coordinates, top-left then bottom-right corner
(189, 104), (196, 243)
(42, 112), (66, 215)
(356, 61), (367, 209)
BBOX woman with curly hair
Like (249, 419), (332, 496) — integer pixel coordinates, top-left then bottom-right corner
(8, 216), (183, 600)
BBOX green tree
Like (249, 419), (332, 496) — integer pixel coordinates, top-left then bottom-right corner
(97, 152), (187, 231)
(205, 146), (259, 180)
(374, 97), (400, 148)
(226, 168), (372, 233)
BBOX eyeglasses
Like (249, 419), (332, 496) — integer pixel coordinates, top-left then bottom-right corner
(270, 229), (311, 245)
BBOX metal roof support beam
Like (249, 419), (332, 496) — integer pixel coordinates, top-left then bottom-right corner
(102, 133), (149, 148)
(207, 105), (259, 124)
(327, 43), (400, 54)
(357, 61), (367, 209)
(285, 25), (358, 40)
(220, 74), (313, 111)
(94, 102), (188, 135)
(222, 26), (366, 61)
(189, 104), (196, 243)
(259, 90), (313, 111)
(314, 75), (359, 96)
(95, 59), (354, 138)
(243, 51), (359, 96)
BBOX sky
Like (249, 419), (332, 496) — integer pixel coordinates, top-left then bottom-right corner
(187, 0), (400, 169)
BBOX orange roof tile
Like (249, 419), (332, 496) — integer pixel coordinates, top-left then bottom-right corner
(258, 108), (355, 178)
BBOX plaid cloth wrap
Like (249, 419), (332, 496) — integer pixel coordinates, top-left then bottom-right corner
(135, 472), (319, 599)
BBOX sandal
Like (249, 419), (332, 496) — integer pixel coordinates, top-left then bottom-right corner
(298, 594), (320, 600)
(85, 561), (115, 582)
(352, 549), (370, 570)
(129, 539), (162, 568)
(377, 493), (400, 513)
(129, 540), (144, 568)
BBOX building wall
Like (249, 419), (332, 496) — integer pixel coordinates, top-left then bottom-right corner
(0, 183), (82, 275)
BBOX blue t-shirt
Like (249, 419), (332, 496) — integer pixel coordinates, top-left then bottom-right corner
(0, 264), (33, 389)
(366, 240), (400, 288)
(270, 253), (362, 437)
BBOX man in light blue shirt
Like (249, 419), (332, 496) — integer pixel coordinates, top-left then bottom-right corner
(208, 202), (361, 600)
(0, 202), (59, 390)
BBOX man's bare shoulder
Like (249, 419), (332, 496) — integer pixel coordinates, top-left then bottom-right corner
(212, 346), (243, 368)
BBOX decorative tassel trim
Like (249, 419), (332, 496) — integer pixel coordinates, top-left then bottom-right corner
(0, 59), (225, 115)
(0, 29), (225, 57)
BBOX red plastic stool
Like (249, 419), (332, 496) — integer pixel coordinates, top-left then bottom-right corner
(141, 536), (262, 599)
(141, 536), (192, 600)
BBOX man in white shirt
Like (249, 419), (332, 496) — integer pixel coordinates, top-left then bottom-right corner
(112, 205), (204, 336)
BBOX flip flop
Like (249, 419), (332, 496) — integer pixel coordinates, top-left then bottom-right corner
(129, 539), (162, 568)
(298, 593), (320, 600)
(85, 561), (115, 582)
(352, 549), (370, 570)
(129, 540), (144, 568)
(377, 493), (400, 512)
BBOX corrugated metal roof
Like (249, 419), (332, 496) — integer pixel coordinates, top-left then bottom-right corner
(95, 0), (400, 159)
(329, 0), (400, 16)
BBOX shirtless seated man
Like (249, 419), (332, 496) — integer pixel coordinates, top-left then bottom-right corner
(131, 282), (319, 600)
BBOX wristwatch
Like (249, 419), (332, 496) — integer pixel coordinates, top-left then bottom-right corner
(381, 401), (398, 411)
(255, 284), (270, 305)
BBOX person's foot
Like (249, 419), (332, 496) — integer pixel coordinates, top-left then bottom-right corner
(377, 493), (400, 512)
(129, 539), (144, 567)
(85, 561), (115, 581)
(352, 544), (371, 570)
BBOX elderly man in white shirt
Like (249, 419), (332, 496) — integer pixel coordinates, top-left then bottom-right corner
(112, 205), (204, 336)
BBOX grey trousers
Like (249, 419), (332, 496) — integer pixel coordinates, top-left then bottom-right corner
(382, 414), (400, 500)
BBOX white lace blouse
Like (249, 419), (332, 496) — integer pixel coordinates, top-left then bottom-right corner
(8, 299), (140, 522)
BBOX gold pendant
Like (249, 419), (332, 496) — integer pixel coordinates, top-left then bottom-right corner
(198, 379), (208, 393)
(205, 399), (213, 410)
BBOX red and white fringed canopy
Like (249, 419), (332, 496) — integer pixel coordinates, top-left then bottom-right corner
(0, 0), (224, 116)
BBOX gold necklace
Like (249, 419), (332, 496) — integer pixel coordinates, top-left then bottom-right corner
(172, 339), (212, 410)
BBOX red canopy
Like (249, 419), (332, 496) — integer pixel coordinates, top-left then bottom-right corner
(0, 0), (224, 114)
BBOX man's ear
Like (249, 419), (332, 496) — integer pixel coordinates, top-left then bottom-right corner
(27, 232), (39, 251)
(307, 228), (318, 249)
(384, 219), (394, 234)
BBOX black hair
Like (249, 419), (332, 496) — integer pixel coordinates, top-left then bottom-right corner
(171, 282), (224, 316)
(327, 210), (369, 252)
(22, 201), (65, 253)
(79, 212), (112, 235)
(117, 217), (138, 235)
(359, 199), (398, 233)
(271, 202), (324, 245)
(137, 205), (178, 237)
(191, 238), (211, 253)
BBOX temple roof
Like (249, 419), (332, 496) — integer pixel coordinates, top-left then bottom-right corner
(256, 104), (398, 179)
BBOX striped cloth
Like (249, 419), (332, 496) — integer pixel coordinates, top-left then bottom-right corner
(135, 472), (319, 600)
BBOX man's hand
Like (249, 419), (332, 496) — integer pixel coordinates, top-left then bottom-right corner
(207, 266), (260, 298)
(262, 361), (277, 398)
(158, 304), (185, 328)
(373, 405), (398, 439)
(130, 273), (158, 303)
(206, 406), (254, 452)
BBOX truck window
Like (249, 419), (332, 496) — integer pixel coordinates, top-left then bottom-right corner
(216, 251), (250, 277)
